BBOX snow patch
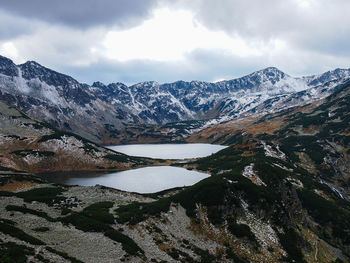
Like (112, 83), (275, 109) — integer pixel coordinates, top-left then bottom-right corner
(242, 163), (266, 186)
(286, 177), (303, 188)
(261, 141), (286, 160)
(272, 163), (293, 172)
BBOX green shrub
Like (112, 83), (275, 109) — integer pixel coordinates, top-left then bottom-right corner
(105, 230), (144, 256)
(0, 165), (18, 172)
(37, 131), (65, 142)
(116, 199), (171, 225)
(116, 175), (228, 225)
(192, 246), (217, 263)
(298, 189), (350, 242)
(298, 190), (342, 224)
(6, 205), (55, 222)
(104, 154), (129, 162)
(16, 187), (65, 206)
(82, 201), (114, 224)
(32, 227), (50, 232)
(278, 229), (307, 263)
(0, 218), (16, 225)
(0, 221), (44, 245)
(0, 191), (15, 197)
(60, 213), (110, 232)
(227, 219), (258, 245)
(46, 247), (83, 263)
(34, 254), (50, 263)
(0, 242), (34, 263)
(226, 247), (249, 263)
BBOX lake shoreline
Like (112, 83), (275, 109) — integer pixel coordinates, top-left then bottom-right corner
(40, 143), (226, 193)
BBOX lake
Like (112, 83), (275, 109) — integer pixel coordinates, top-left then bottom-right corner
(44, 166), (210, 194)
(44, 143), (226, 193)
(107, 143), (227, 159)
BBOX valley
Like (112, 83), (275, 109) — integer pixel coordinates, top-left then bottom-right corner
(0, 55), (349, 263)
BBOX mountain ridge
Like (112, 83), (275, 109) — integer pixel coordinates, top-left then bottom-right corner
(0, 55), (349, 144)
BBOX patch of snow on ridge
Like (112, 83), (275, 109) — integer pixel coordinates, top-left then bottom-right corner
(15, 68), (31, 94)
(272, 163), (293, 172)
(242, 163), (266, 186)
(261, 141), (286, 160)
(286, 177), (304, 188)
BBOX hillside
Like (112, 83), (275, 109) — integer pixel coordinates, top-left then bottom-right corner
(0, 99), (154, 173)
(0, 77), (349, 262)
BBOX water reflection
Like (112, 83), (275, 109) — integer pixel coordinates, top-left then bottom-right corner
(43, 166), (209, 194)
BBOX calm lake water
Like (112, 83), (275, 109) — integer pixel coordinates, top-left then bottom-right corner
(44, 143), (226, 193)
(107, 143), (227, 159)
(45, 166), (210, 194)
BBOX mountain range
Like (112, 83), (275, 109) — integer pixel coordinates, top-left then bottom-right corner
(1, 55), (349, 144)
(0, 54), (350, 263)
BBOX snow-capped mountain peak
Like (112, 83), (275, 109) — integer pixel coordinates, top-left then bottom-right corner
(0, 55), (349, 143)
(0, 55), (18, 77)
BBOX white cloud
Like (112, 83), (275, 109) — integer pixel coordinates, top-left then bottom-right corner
(101, 8), (263, 62)
(0, 1), (349, 85)
(0, 42), (24, 63)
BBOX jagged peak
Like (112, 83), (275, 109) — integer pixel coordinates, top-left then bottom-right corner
(19, 60), (46, 69)
(0, 55), (15, 64)
(18, 59), (79, 86)
(132, 80), (159, 87)
(253, 66), (287, 77)
(92, 81), (106, 87)
(107, 82), (127, 87)
(0, 55), (18, 77)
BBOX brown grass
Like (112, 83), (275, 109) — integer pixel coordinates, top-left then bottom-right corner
(0, 180), (37, 192)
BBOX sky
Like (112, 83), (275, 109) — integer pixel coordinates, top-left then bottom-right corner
(0, 0), (349, 85)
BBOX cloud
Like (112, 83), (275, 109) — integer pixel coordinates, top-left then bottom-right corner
(57, 54), (253, 86)
(0, 10), (41, 40)
(0, 0), (349, 85)
(165, 0), (350, 58)
(100, 8), (262, 62)
(0, 0), (157, 29)
(57, 44), (350, 87)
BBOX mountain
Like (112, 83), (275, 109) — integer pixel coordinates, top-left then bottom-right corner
(0, 99), (153, 173)
(0, 80), (349, 262)
(0, 55), (349, 144)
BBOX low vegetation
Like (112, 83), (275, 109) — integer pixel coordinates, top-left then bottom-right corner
(0, 241), (35, 263)
(15, 187), (66, 206)
(227, 218), (258, 245)
(0, 220), (44, 245)
(116, 175), (227, 225)
(60, 201), (144, 257)
(45, 247), (83, 263)
(6, 205), (55, 222)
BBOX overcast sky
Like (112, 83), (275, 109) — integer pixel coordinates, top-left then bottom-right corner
(0, 0), (349, 85)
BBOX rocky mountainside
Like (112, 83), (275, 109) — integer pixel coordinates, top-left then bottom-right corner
(0, 70), (349, 263)
(0, 55), (349, 144)
(0, 99), (154, 173)
(188, 79), (350, 199)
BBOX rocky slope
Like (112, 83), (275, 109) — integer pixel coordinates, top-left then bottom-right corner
(0, 55), (349, 144)
(0, 99), (154, 173)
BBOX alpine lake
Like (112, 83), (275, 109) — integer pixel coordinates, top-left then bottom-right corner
(43, 143), (227, 193)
